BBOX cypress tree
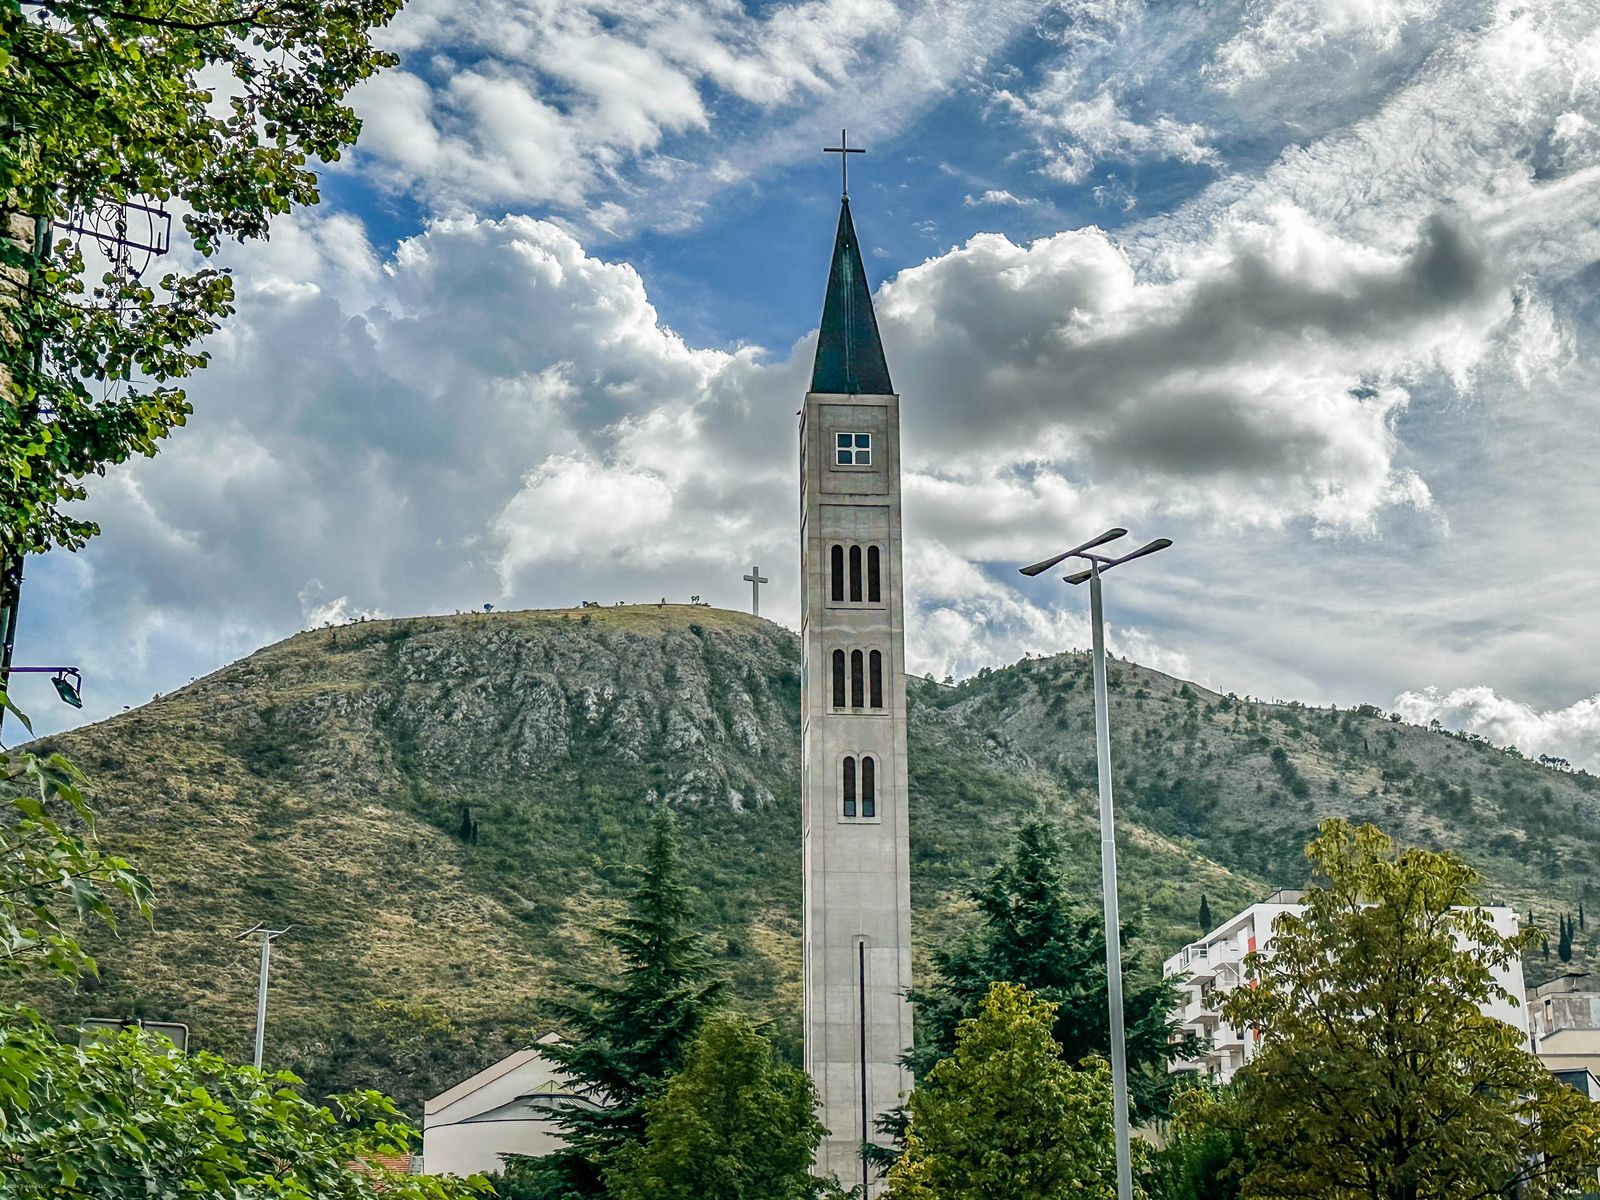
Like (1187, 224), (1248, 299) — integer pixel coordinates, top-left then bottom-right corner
(1199, 893), (1213, 934)
(1560, 913), (1574, 964)
(512, 806), (724, 1198)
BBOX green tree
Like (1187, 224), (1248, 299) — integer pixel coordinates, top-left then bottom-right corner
(606, 1014), (834, 1200)
(0, 717), (151, 978)
(512, 806), (725, 1198)
(1198, 893), (1213, 934)
(1145, 1085), (1249, 1200)
(1224, 819), (1600, 1199)
(1560, 911), (1574, 963)
(1, 0), (400, 559)
(0, 699), (478, 1199)
(885, 982), (1119, 1200)
(907, 813), (1191, 1118)
(0, 1008), (483, 1198)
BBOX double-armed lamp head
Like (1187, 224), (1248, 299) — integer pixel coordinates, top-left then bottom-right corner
(1019, 528), (1172, 584)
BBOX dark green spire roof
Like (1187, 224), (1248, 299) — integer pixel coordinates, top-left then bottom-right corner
(810, 197), (893, 395)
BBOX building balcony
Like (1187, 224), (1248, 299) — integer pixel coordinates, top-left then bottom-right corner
(1211, 1022), (1246, 1052)
(1171, 945), (1216, 982)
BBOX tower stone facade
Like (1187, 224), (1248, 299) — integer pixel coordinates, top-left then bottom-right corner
(800, 195), (914, 1195)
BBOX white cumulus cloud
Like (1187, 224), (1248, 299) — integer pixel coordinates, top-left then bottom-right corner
(1393, 686), (1600, 772)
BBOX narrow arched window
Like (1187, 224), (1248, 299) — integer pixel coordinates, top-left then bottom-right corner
(843, 756), (857, 818)
(851, 650), (865, 708)
(869, 650), (884, 709)
(830, 544), (845, 602)
(862, 756), (876, 819)
(832, 649), (846, 709)
(849, 545), (863, 603)
(867, 546), (881, 603)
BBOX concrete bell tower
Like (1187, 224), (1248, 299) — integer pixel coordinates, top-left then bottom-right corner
(799, 183), (914, 1196)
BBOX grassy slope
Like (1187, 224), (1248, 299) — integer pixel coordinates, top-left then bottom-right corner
(19, 606), (1596, 1116)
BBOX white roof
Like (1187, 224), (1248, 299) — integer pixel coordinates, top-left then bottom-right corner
(426, 1048), (548, 1117)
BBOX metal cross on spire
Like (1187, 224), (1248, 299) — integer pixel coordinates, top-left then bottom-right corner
(742, 565), (770, 617)
(823, 129), (866, 198)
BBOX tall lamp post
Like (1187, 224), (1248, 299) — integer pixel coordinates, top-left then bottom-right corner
(1019, 528), (1171, 1200)
(236, 923), (291, 1068)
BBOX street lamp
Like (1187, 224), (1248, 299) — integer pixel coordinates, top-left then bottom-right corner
(1019, 528), (1171, 1200)
(236, 923), (291, 1068)
(0, 667), (83, 736)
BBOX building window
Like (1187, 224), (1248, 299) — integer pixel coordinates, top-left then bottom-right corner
(850, 650), (865, 709)
(869, 650), (883, 709)
(835, 432), (872, 466)
(829, 544), (882, 606)
(832, 649), (846, 709)
(862, 755), (876, 818)
(842, 755), (857, 818)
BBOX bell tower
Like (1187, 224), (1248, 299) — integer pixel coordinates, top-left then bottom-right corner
(799, 169), (914, 1195)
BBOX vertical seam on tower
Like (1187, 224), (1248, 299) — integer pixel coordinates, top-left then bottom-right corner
(859, 938), (869, 1194)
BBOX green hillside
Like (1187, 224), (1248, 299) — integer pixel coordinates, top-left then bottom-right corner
(19, 605), (1598, 1116)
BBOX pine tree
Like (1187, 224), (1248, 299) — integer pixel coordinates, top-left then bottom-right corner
(1560, 913), (1574, 964)
(1199, 894), (1213, 934)
(905, 813), (1192, 1119)
(510, 806), (724, 1198)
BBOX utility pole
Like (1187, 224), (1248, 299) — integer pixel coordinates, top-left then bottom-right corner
(0, 212), (47, 738)
(1020, 527), (1171, 1200)
(236, 924), (291, 1068)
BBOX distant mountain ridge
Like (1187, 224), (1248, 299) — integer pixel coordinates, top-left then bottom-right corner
(26, 605), (1598, 1115)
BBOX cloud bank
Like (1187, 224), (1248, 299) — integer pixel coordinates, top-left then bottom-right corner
(1394, 687), (1600, 772)
(15, 0), (1600, 752)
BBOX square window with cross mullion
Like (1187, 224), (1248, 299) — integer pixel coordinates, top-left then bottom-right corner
(835, 432), (872, 466)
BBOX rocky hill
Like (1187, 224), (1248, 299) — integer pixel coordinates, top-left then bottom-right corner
(21, 605), (1599, 1116)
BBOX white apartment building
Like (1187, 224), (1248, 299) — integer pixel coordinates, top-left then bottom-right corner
(1164, 891), (1530, 1083)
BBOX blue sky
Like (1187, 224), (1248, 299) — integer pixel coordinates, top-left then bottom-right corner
(13, 0), (1600, 769)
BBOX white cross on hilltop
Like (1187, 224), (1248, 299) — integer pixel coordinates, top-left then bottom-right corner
(742, 565), (770, 617)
